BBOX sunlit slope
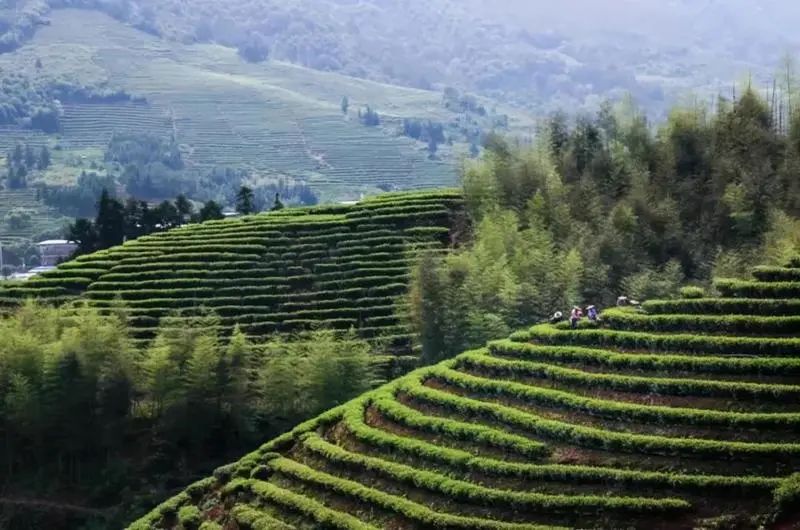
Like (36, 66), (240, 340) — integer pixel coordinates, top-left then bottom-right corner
(129, 260), (800, 529)
(0, 9), (536, 198)
(0, 190), (463, 365)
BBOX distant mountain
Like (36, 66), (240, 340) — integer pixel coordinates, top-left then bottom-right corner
(4, 0), (799, 117)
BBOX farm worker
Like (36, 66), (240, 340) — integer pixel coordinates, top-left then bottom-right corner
(569, 306), (582, 329)
(616, 295), (629, 307)
(550, 311), (564, 324)
(586, 305), (599, 322)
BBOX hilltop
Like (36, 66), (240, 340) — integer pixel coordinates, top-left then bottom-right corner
(129, 259), (800, 529)
(0, 189), (464, 368)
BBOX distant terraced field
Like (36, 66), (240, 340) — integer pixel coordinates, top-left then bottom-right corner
(0, 188), (70, 244)
(0, 9), (533, 200)
(0, 190), (464, 372)
(127, 258), (800, 529)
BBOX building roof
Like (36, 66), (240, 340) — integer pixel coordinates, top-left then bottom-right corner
(37, 239), (76, 246)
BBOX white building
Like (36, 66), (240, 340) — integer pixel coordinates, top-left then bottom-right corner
(38, 240), (78, 267)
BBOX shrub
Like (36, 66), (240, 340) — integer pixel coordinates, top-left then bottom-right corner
(488, 339), (800, 376)
(642, 298), (800, 316)
(715, 278), (800, 298)
(177, 505), (201, 528)
(340, 400), (778, 495)
(528, 323), (800, 358)
(773, 473), (800, 521)
(448, 355), (800, 428)
(299, 432), (689, 515)
(600, 307), (800, 334)
(622, 261), (684, 301)
(680, 286), (705, 299)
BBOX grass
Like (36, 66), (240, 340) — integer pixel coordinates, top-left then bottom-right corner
(125, 255), (800, 529)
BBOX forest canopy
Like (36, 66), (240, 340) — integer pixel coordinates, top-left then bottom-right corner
(0, 300), (379, 528)
(408, 90), (800, 362)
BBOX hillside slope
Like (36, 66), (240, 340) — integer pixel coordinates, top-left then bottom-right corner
(128, 260), (800, 529)
(0, 188), (69, 245)
(0, 9), (533, 202)
(5, 0), (797, 115)
(0, 190), (464, 369)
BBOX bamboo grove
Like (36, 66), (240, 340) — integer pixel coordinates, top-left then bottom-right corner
(407, 89), (800, 362)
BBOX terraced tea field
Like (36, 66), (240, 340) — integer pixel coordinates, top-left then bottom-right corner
(0, 190), (463, 370)
(0, 9), (534, 200)
(58, 102), (173, 149)
(128, 259), (800, 529)
(0, 188), (70, 244)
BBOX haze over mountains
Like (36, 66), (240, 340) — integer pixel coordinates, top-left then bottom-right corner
(4, 0), (800, 117)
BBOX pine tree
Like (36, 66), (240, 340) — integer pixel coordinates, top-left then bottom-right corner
(123, 198), (145, 240)
(37, 146), (51, 170)
(12, 143), (23, 164)
(271, 192), (284, 211)
(24, 145), (36, 169)
(11, 166), (27, 189)
(236, 186), (255, 215)
(68, 218), (99, 255)
(195, 200), (224, 222)
(174, 194), (193, 222)
(95, 189), (125, 248)
(154, 200), (180, 229)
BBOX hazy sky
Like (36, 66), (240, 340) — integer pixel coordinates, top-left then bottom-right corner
(476, 0), (800, 46)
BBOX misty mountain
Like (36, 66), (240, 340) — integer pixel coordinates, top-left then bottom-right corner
(3, 0), (800, 115)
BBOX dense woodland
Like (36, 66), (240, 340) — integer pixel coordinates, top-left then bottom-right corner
(409, 90), (800, 361)
(0, 301), (378, 528)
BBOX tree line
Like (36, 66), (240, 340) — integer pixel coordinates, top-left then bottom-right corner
(408, 89), (800, 362)
(66, 186), (286, 257)
(66, 190), (222, 256)
(0, 301), (378, 528)
(3, 142), (51, 189)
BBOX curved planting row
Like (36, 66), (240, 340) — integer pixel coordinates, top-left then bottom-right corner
(0, 191), (463, 364)
(129, 258), (800, 529)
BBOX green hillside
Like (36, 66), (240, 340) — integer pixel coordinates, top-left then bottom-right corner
(0, 9), (532, 200)
(0, 187), (69, 245)
(128, 259), (800, 529)
(0, 189), (463, 368)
